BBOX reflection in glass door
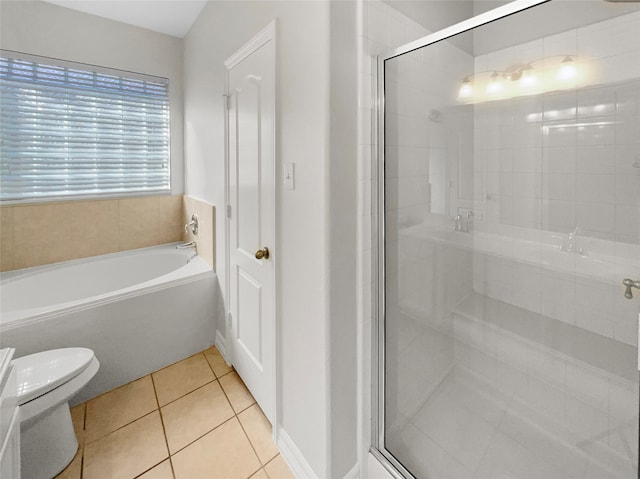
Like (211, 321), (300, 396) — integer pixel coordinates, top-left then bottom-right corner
(376, 1), (640, 478)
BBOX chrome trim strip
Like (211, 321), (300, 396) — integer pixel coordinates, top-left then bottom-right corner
(380, 0), (550, 62)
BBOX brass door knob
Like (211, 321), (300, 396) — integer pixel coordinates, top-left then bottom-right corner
(255, 247), (270, 260)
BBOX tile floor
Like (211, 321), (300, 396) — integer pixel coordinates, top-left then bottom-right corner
(56, 347), (295, 479)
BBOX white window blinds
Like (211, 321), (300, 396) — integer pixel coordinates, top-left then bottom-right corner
(0, 51), (170, 202)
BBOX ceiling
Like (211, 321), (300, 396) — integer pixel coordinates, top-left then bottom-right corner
(42, 0), (207, 38)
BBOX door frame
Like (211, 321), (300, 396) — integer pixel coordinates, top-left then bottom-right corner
(224, 20), (278, 427)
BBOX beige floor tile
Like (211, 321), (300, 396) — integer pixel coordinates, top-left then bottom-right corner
(219, 371), (256, 413)
(203, 347), (233, 377)
(162, 381), (235, 454)
(249, 469), (269, 479)
(238, 404), (278, 464)
(153, 354), (215, 406)
(83, 411), (168, 479)
(85, 376), (157, 443)
(54, 446), (82, 479)
(264, 455), (295, 479)
(172, 417), (261, 479)
(138, 460), (174, 479)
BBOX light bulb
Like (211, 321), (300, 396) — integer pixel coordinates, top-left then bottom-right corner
(486, 72), (503, 94)
(519, 67), (536, 88)
(558, 56), (577, 81)
(458, 77), (473, 99)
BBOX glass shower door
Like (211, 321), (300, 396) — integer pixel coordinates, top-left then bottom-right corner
(378, 1), (640, 478)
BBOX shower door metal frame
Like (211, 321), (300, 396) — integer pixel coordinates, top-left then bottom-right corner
(371, 1), (552, 476)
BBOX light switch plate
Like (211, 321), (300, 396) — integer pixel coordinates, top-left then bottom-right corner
(284, 162), (295, 190)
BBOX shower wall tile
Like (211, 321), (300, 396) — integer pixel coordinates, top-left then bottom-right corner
(576, 145), (615, 175)
(1, 195), (184, 272)
(472, 10), (640, 350)
(545, 146), (577, 174)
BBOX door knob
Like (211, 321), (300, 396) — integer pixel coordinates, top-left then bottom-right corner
(255, 247), (270, 260)
(623, 278), (640, 299)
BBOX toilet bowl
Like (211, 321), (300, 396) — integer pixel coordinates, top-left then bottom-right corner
(13, 347), (99, 479)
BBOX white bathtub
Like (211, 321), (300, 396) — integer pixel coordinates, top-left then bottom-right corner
(0, 244), (223, 403)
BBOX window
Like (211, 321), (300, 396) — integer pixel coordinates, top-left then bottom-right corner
(0, 51), (170, 202)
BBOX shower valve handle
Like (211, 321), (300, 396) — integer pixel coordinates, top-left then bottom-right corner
(622, 278), (640, 299)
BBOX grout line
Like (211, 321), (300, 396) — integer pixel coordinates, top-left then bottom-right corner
(216, 368), (235, 380)
(216, 371), (257, 415)
(203, 350), (235, 380)
(83, 402), (159, 446)
(84, 409), (160, 447)
(236, 404), (264, 466)
(150, 373), (174, 478)
(80, 403), (87, 479)
(132, 459), (170, 479)
(156, 377), (217, 409)
(249, 467), (269, 479)
(169, 415), (237, 456)
(202, 349), (218, 379)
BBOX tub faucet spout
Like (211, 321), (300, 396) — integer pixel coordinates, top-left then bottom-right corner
(176, 241), (195, 249)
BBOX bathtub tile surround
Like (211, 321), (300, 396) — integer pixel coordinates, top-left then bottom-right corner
(0, 194), (183, 272)
(118, 195), (183, 251)
(0, 205), (14, 271)
(56, 347), (293, 479)
(182, 195), (216, 269)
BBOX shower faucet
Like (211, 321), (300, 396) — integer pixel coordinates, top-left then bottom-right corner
(453, 215), (464, 231)
(452, 210), (473, 233)
(552, 227), (583, 255)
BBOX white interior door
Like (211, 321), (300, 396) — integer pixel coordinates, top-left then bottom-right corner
(225, 22), (276, 423)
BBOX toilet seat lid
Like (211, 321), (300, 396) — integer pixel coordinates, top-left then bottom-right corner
(13, 348), (95, 405)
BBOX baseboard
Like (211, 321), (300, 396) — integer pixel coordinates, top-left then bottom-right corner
(214, 329), (230, 364)
(276, 427), (319, 479)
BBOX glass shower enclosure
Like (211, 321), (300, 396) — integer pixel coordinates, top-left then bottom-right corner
(374, 1), (640, 478)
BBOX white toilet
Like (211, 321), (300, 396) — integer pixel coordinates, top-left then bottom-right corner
(13, 347), (99, 479)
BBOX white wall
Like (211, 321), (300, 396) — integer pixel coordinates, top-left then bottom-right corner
(183, 2), (358, 477)
(0, 0), (185, 195)
(328, 2), (359, 477)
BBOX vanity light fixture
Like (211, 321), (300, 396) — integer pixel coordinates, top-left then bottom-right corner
(457, 55), (580, 103)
